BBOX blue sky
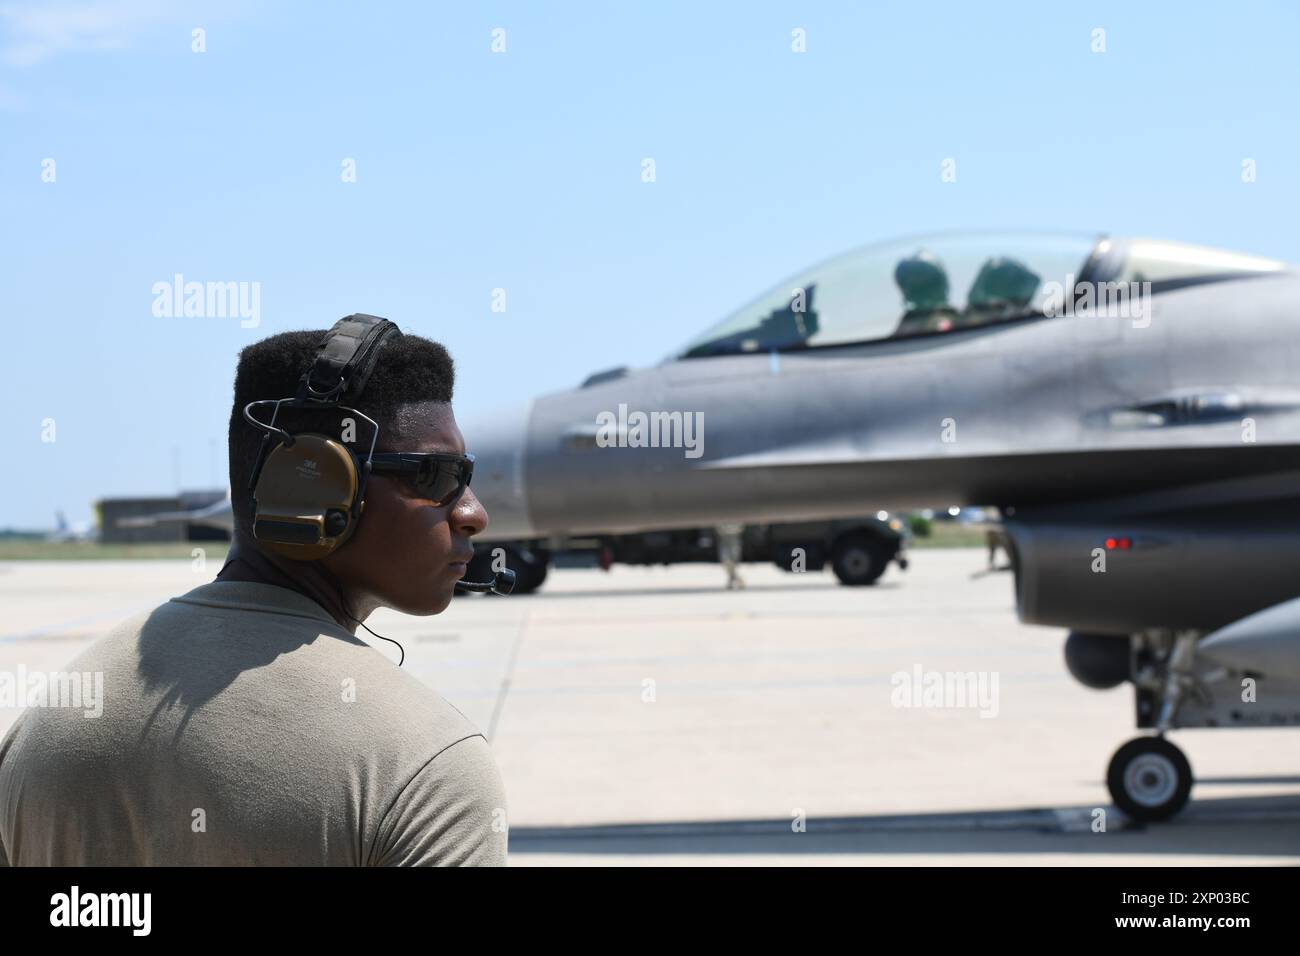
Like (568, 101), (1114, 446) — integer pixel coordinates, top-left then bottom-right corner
(3, 0), (1299, 528)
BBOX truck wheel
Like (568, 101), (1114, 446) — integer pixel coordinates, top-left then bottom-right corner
(463, 545), (549, 595)
(831, 533), (889, 586)
(520, 550), (549, 592)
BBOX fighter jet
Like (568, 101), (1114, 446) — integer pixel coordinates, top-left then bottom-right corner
(466, 230), (1300, 822)
(115, 491), (235, 535)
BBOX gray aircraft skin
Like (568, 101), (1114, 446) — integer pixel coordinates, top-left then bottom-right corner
(115, 493), (235, 535)
(465, 231), (1300, 821)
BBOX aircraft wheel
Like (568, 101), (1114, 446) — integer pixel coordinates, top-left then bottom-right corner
(831, 534), (888, 586)
(1106, 736), (1193, 822)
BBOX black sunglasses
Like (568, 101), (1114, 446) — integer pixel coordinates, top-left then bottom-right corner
(369, 452), (475, 506)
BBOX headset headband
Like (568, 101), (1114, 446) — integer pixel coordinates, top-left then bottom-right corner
(295, 314), (401, 405)
(244, 313), (400, 491)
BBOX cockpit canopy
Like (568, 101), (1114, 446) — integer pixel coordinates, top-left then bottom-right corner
(676, 232), (1287, 359)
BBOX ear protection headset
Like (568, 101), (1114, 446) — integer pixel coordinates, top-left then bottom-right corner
(243, 314), (399, 561)
(240, 314), (516, 598)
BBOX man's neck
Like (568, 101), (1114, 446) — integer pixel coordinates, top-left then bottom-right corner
(216, 535), (360, 634)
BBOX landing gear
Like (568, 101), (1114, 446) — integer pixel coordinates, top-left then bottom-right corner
(1106, 736), (1193, 822)
(1099, 629), (1207, 821)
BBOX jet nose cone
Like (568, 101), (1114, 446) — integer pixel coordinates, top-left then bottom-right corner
(461, 402), (536, 541)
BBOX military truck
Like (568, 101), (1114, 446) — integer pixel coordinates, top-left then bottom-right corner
(463, 514), (909, 595)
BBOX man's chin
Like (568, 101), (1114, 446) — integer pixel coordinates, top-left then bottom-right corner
(391, 583), (455, 616)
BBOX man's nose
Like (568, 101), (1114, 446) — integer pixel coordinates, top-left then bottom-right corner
(452, 487), (489, 536)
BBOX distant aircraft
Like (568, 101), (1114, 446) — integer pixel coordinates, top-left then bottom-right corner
(465, 231), (1300, 821)
(47, 511), (95, 543)
(115, 492), (234, 535)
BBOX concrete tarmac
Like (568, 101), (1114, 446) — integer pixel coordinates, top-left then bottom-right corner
(2, 551), (1297, 865)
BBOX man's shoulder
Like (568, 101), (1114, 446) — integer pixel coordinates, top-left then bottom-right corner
(68, 579), (487, 755)
(180, 581), (486, 732)
(374, 733), (508, 866)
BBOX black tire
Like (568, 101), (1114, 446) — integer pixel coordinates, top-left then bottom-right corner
(1106, 736), (1193, 822)
(462, 545), (549, 595)
(831, 533), (889, 586)
(520, 551), (549, 592)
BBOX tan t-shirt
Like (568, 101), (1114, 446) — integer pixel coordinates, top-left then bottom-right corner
(0, 580), (507, 866)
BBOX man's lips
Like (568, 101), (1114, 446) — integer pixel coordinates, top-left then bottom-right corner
(448, 553), (473, 576)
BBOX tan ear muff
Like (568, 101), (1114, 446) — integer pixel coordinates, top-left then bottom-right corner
(251, 434), (363, 560)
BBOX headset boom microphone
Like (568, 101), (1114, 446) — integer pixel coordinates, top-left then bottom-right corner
(454, 569), (517, 595)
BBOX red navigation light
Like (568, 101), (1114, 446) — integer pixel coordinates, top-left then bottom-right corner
(1105, 536), (1132, 551)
